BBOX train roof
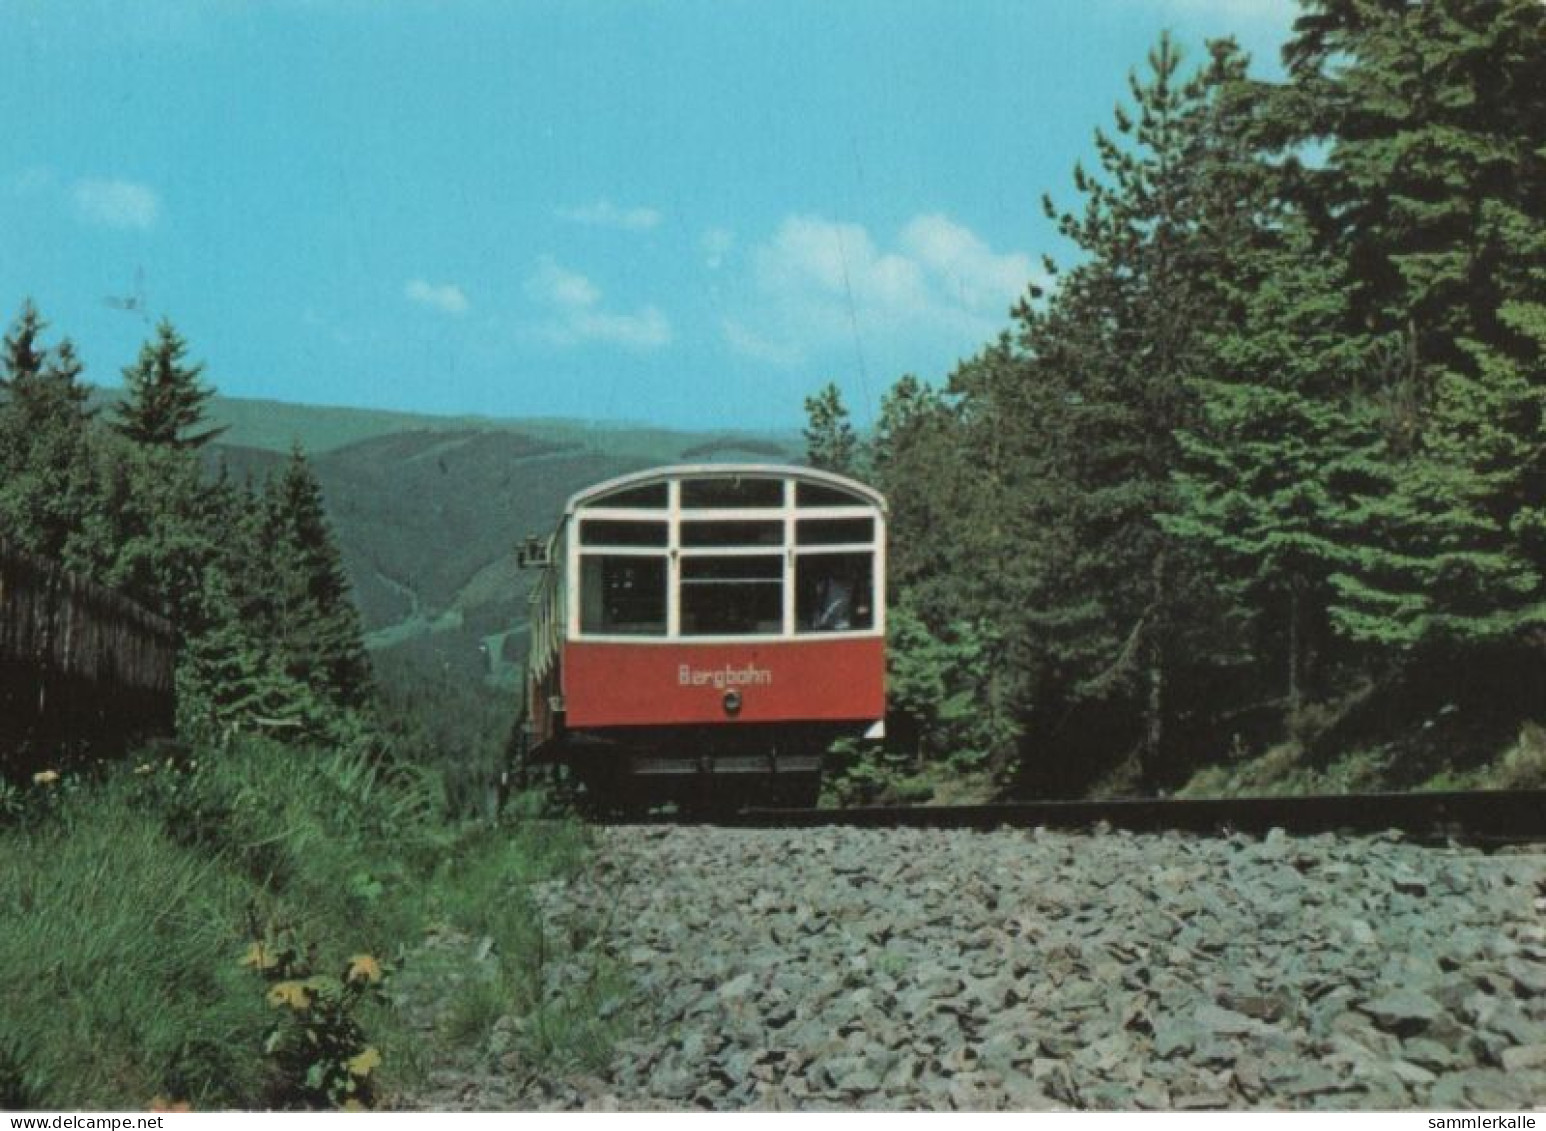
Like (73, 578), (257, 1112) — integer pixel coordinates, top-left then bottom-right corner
(562, 463), (887, 517)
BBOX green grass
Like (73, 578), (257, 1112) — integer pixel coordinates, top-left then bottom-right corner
(0, 738), (604, 1110)
(1176, 719), (1546, 798)
(0, 794), (274, 1108)
(434, 814), (628, 1071)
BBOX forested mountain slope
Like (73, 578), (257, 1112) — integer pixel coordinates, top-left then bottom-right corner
(179, 394), (799, 687)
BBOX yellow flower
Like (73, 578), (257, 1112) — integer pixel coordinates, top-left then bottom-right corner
(239, 941), (279, 971)
(346, 1047), (381, 1078)
(266, 980), (312, 1011)
(345, 954), (383, 985)
(32, 770), (59, 786)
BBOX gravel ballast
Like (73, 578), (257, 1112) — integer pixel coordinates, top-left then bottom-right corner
(412, 823), (1546, 1111)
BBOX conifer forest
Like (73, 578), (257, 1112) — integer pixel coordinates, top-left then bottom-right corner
(804, 0), (1546, 800)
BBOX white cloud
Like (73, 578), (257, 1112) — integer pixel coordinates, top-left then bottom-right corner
(725, 213), (1037, 368)
(404, 278), (469, 316)
(722, 318), (801, 366)
(901, 214), (1036, 314)
(555, 199), (663, 231)
(526, 258), (599, 309)
(526, 256), (671, 350)
(71, 178), (160, 230)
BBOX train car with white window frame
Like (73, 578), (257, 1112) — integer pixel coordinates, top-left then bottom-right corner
(514, 464), (886, 810)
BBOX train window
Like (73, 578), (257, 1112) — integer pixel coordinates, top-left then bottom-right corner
(680, 555), (783, 635)
(580, 555), (667, 635)
(796, 553), (874, 632)
(579, 519), (668, 547)
(587, 482), (668, 509)
(681, 520), (784, 547)
(796, 482), (865, 507)
(796, 517), (874, 545)
(681, 477), (784, 509)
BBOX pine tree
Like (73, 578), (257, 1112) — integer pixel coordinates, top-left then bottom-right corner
(1001, 35), (1265, 784)
(869, 374), (958, 593)
(263, 445), (374, 716)
(113, 319), (227, 449)
(97, 439), (221, 629)
(175, 471), (323, 741)
(802, 382), (861, 476)
(0, 302), (94, 435)
(1163, 217), (1386, 714)
(0, 300), (48, 399)
(0, 302), (101, 564)
(1276, 0), (1546, 652)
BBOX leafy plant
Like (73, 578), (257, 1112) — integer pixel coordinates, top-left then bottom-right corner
(241, 926), (389, 1109)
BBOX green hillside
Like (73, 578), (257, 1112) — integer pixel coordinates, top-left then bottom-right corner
(190, 393), (802, 691)
(95, 385), (798, 460)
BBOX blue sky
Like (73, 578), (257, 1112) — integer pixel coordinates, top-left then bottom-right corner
(1, 0), (1297, 431)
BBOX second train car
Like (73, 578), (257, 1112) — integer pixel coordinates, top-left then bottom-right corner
(515, 464), (886, 809)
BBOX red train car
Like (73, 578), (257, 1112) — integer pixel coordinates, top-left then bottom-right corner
(516, 464), (886, 808)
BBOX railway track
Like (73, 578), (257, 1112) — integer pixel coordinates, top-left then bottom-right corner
(709, 788), (1546, 846)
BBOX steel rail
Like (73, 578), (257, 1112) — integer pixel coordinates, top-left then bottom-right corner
(712, 789), (1546, 845)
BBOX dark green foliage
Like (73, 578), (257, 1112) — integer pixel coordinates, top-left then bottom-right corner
(263, 447), (375, 712)
(869, 374), (972, 600)
(1017, 36), (1265, 778)
(1276, 0), (1546, 652)
(172, 470), (276, 732)
(170, 448), (378, 749)
(1163, 216), (1386, 712)
(892, 35), (1263, 789)
(373, 643), (516, 819)
(820, 3), (1545, 797)
(114, 319), (227, 449)
(824, 39), (1270, 791)
(802, 381), (861, 476)
(884, 597), (1016, 773)
(0, 303), (102, 567)
(97, 440), (223, 626)
(829, 364), (1028, 784)
(0, 299), (48, 392)
(0, 302), (379, 760)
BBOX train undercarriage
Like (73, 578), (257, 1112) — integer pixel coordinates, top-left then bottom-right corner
(512, 719), (861, 815)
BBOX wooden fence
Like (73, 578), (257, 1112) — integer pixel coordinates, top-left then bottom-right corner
(0, 540), (176, 776)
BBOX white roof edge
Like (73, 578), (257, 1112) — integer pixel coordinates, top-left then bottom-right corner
(563, 463), (887, 517)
